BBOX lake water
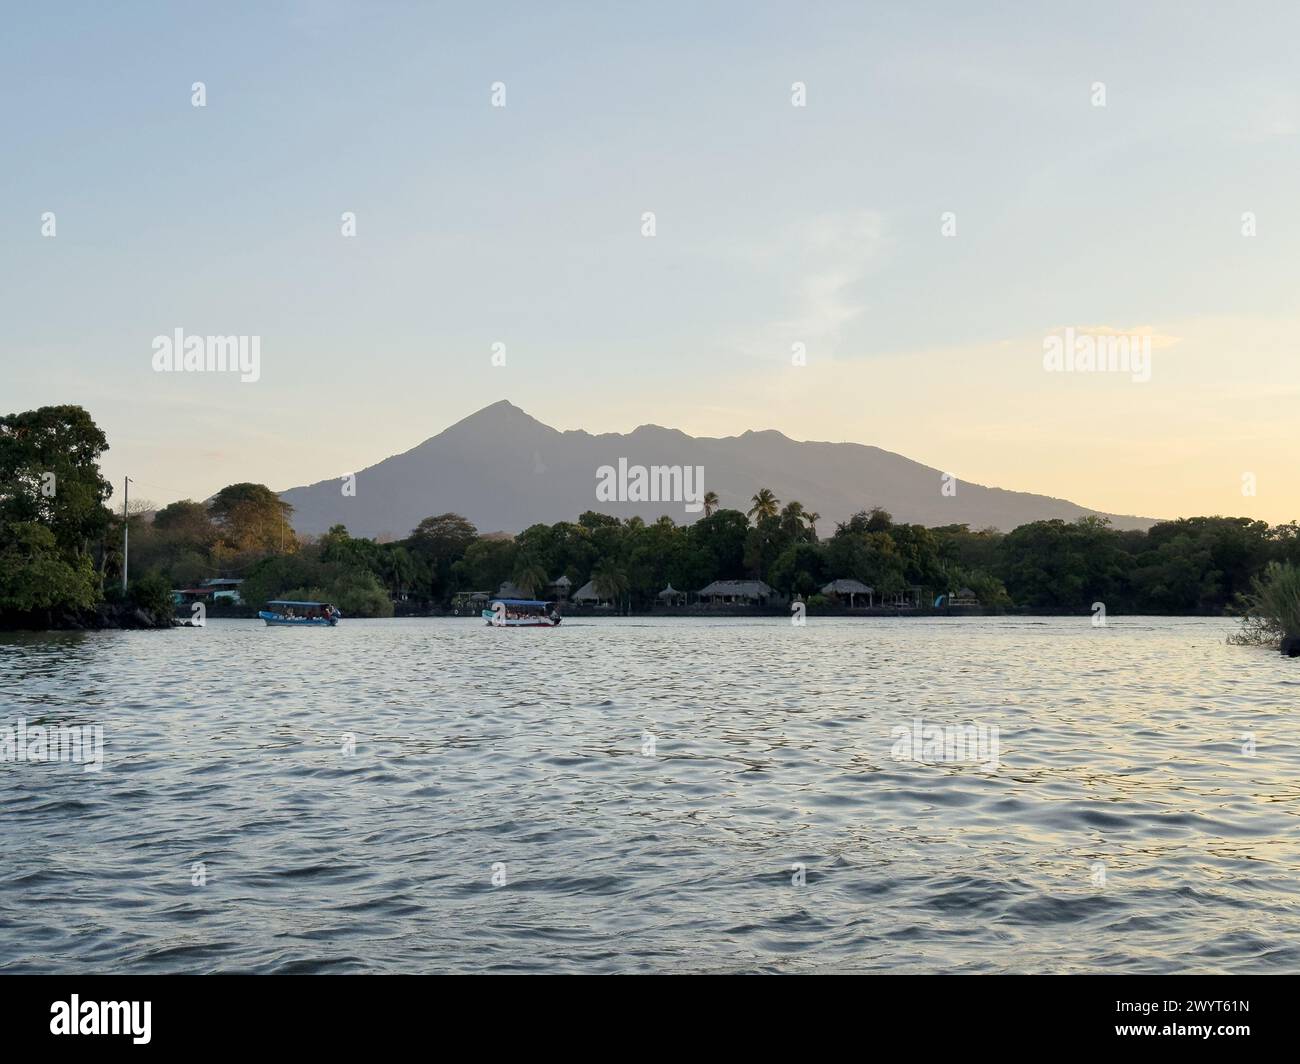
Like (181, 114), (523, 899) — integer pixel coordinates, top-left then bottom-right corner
(1, 615), (1297, 973)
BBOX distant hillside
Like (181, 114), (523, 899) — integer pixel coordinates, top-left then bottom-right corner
(279, 400), (1157, 538)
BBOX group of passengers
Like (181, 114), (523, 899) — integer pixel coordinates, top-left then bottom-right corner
(278, 604), (337, 620)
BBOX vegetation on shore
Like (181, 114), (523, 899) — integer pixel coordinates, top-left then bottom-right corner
(4, 406), (1300, 632)
(1230, 562), (1300, 649)
(0, 406), (173, 629)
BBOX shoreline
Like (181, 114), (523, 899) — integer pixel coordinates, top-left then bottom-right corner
(0, 603), (1254, 633)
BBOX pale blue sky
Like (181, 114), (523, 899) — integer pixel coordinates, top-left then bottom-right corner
(2, 2), (1297, 521)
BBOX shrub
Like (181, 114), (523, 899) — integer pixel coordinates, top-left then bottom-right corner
(0, 522), (100, 615)
(128, 573), (176, 619)
(1230, 562), (1300, 646)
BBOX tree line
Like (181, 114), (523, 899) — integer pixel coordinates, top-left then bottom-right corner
(4, 405), (1299, 625)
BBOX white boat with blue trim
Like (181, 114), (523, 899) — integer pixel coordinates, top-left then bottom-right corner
(258, 600), (341, 626)
(482, 598), (562, 627)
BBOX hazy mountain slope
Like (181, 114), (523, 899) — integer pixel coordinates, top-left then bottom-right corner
(279, 400), (1156, 538)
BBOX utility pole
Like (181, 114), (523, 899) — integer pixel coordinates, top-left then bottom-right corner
(122, 476), (131, 591)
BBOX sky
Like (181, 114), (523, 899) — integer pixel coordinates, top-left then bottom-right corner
(2, 1), (1297, 524)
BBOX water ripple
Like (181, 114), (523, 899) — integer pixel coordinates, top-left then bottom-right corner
(0, 615), (1297, 972)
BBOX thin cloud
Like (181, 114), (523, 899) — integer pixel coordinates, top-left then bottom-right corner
(726, 209), (888, 361)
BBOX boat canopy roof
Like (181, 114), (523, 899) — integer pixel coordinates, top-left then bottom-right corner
(267, 600), (333, 607)
(490, 599), (553, 607)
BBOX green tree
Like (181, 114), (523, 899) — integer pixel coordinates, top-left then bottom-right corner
(451, 537), (517, 594)
(209, 483), (296, 554)
(744, 510), (809, 579)
(0, 522), (100, 619)
(889, 523), (944, 588)
(1134, 517), (1271, 610)
(825, 522), (906, 596)
(687, 509), (748, 582)
(153, 500), (219, 549)
(578, 510), (622, 530)
(933, 524), (1004, 576)
(769, 542), (828, 598)
(998, 518), (1131, 610)
(379, 545), (417, 599)
(240, 537), (395, 617)
(512, 557), (548, 598)
(591, 558), (630, 612)
(0, 404), (111, 556)
(406, 513), (478, 599)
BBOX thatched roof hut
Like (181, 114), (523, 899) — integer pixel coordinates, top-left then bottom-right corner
(572, 580), (614, 605)
(821, 578), (874, 607)
(697, 579), (774, 603)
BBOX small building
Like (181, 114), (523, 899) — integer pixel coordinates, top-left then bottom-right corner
(820, 578), (874, 608)
(174, 578), (244, 606)
(548, 574), (573, 601)
(697, 579), (775, 605)
(203, 578), (243, 604)
(572, 580), (615, 607)
(948, 586), (979, 607)
(883, 585), (924, 609)
(451, 591), (491, 614)
(657, 583), (687, 607)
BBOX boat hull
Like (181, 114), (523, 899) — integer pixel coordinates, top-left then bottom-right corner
(481, 609), (560, 628)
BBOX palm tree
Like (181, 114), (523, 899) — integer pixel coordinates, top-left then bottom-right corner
(512, 559), (548, 598)
(778, 501), (808, 540)
(382, 546), (416, 599)
(702, 491), (719, 518)
(805, 511), (821, 538)
(748, 488), (779, 524)
(591, 559), (630, 613)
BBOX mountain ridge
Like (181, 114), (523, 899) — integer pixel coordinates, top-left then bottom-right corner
(278, 400), (1158, 538)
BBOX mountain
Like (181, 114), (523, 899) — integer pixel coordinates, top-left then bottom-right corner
(278, 400), (1157, 538)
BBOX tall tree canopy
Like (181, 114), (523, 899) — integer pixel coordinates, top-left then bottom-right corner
(0, 406), (111, 624)
(208, 483), (296, 553)
(405, 513), (479, 598)
(0, 404), (111, 554)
